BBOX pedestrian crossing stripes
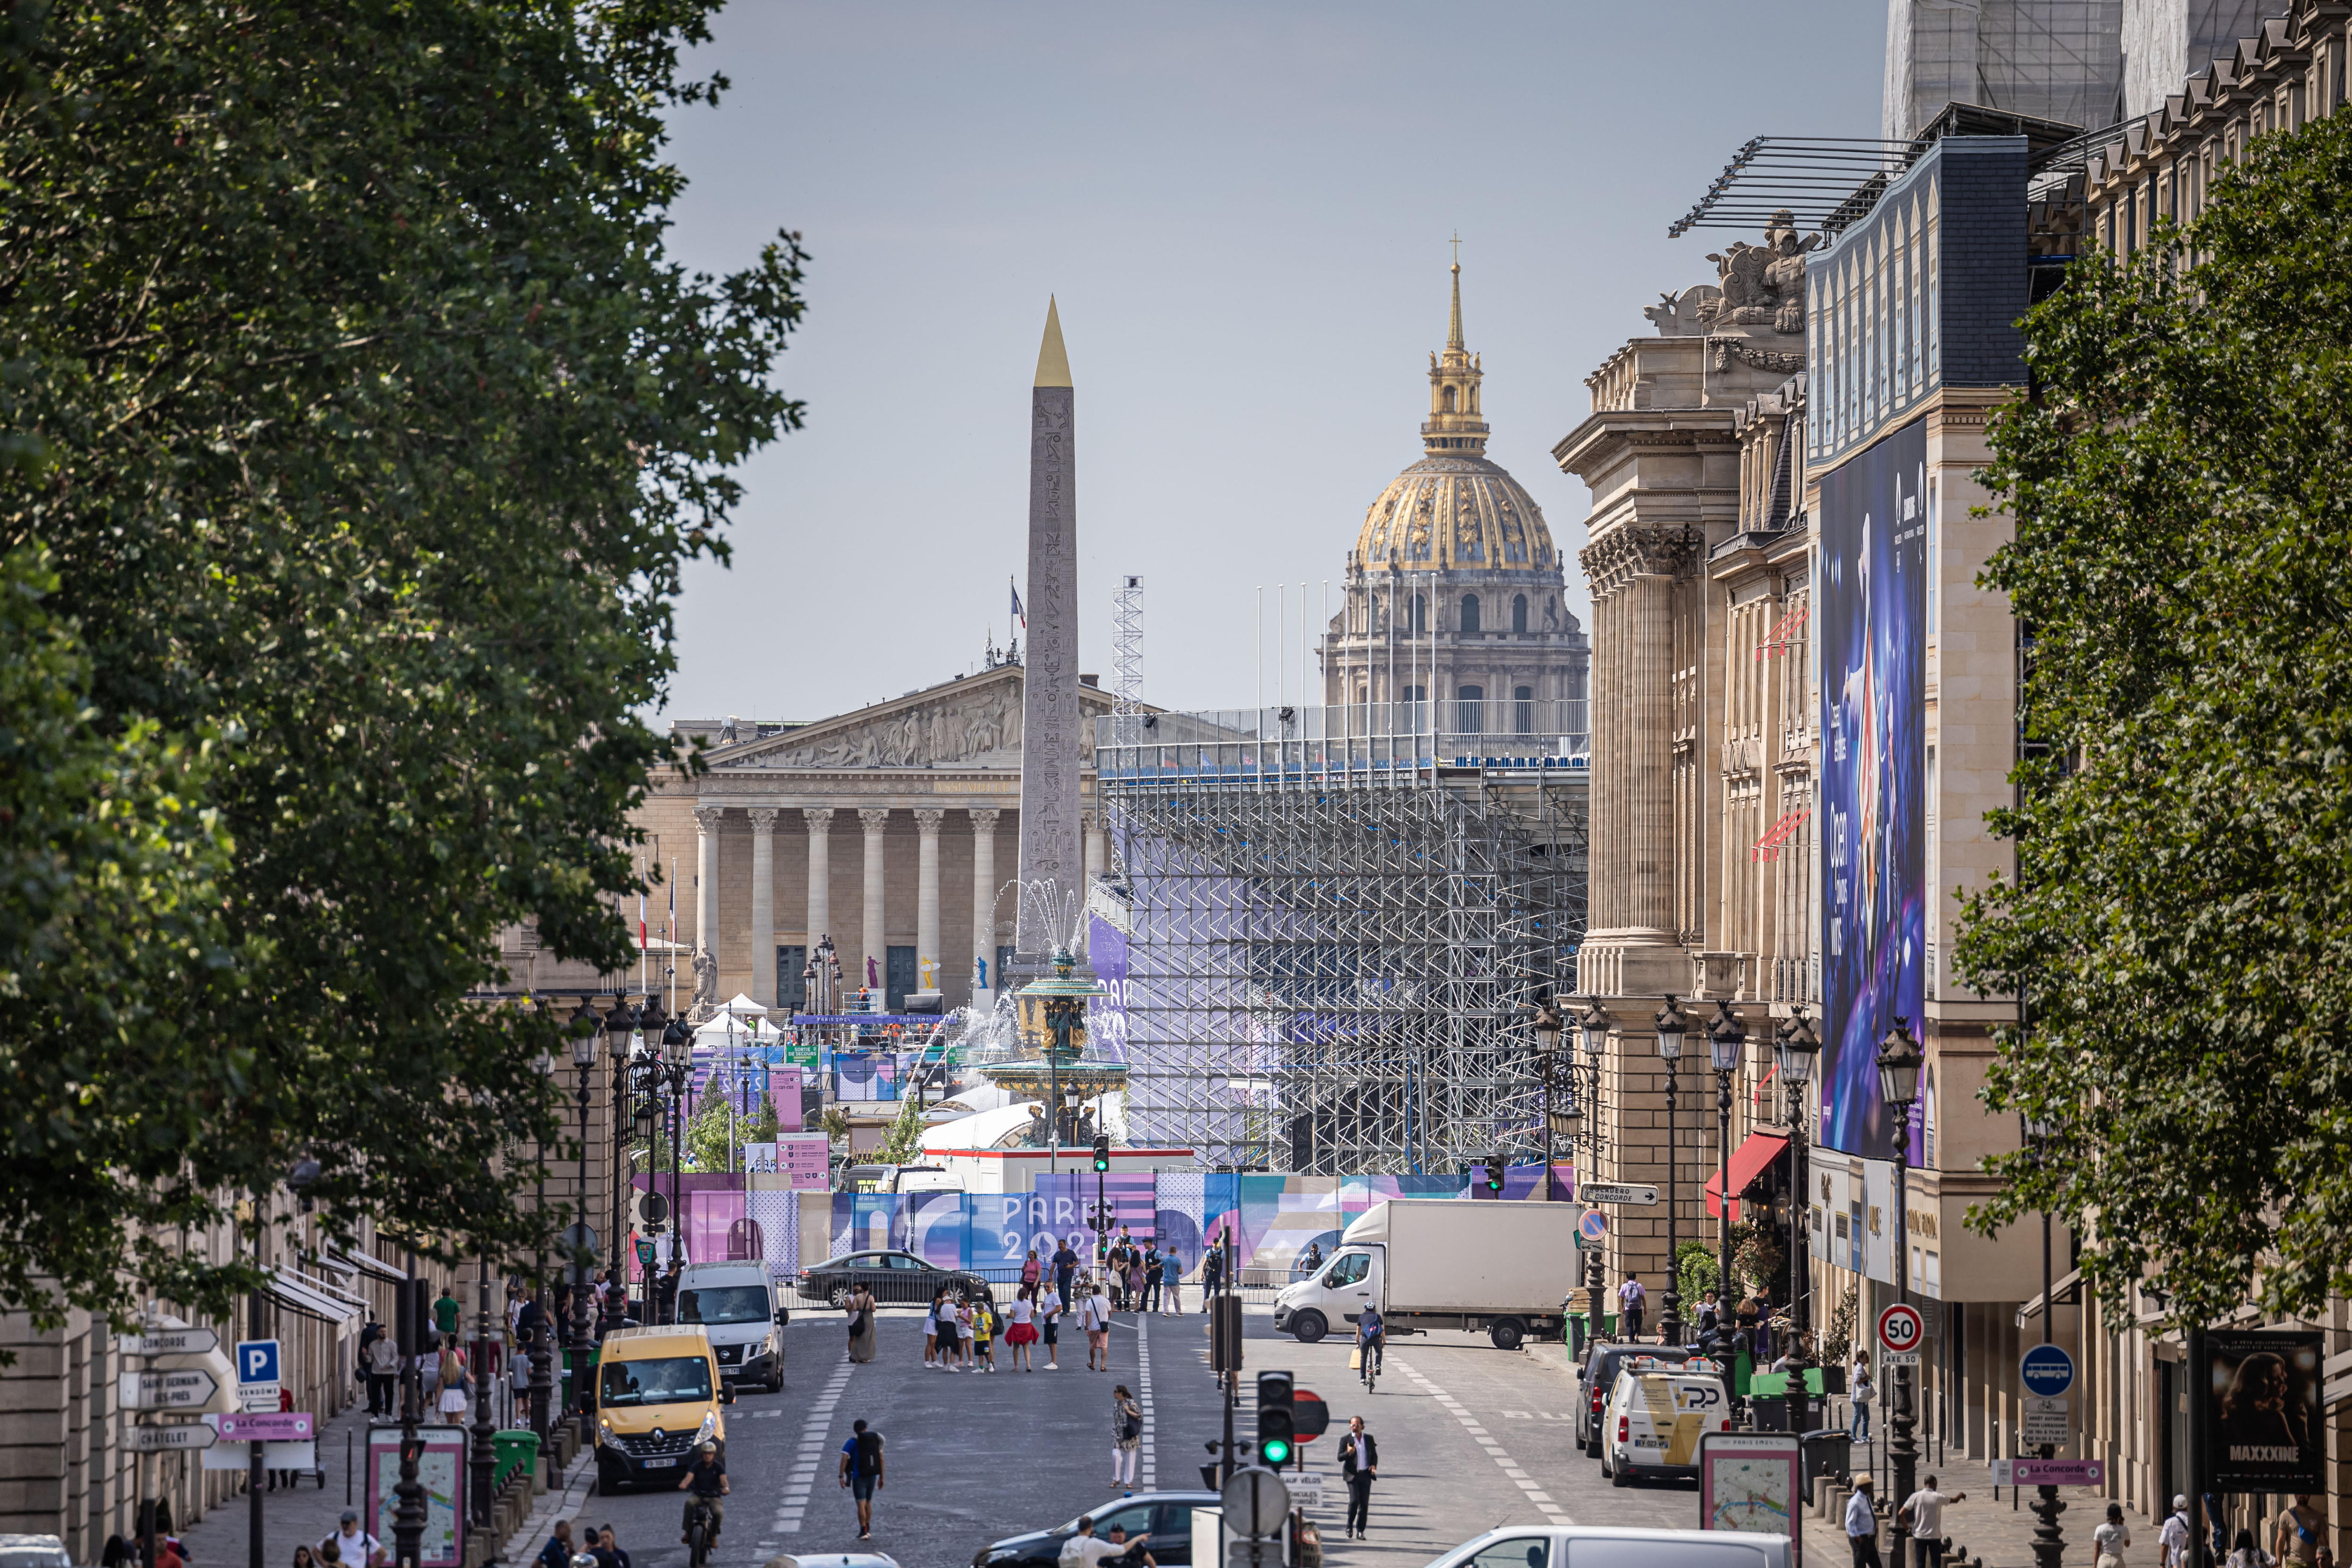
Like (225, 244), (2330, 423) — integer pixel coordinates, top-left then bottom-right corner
(1391, 1356), (1573, 1526)
(1136, 1314), (1157, 1491)
(768, 1359), (852, 1539)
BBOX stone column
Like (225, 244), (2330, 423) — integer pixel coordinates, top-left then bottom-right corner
(1627, 571), (1677, 936)
(803, 807), (834, 951)
(1082, 809), (1105, 884)
(858, 809), (890, 998)
(747, 809), (779, 1007)
(914, 809), (945, 994)
(693, 806), (723, 961)
(970, 809), (1001, 1003)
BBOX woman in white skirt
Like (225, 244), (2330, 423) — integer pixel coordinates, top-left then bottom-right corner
(436, 1340), (470, 1425)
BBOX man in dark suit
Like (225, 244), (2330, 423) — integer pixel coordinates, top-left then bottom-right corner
(1338, 1417), (1378, 1539)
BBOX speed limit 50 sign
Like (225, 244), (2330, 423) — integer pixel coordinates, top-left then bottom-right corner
(1876, 1302), (1925, 1358)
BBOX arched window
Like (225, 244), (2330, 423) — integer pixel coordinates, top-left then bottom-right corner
(1455, 684), (1485, 735)
(1513, 684), (1534, 734)
(1442, 386), (1458, 412)
(1511, 593), (1528, 634)
(1369, 592), (1382, 632)
(1460, 594), (1481, 634)
(1411, 594), (1427, 634)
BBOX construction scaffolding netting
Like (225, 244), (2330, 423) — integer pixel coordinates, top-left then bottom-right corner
(1094, 735), (1587, 1175)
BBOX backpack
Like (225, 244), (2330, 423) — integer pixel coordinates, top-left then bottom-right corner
(855, 1430), (884, 1472)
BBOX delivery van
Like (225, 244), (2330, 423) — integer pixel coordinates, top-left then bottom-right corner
(1600, 1355), (1730, 1485)
(1272, 1198), (1586, 1350)
(591, 1326), (731, 1493)
(675, 1261), (789, 1393)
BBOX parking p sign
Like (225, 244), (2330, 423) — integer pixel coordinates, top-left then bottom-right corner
(237, 1338), (281, 1386)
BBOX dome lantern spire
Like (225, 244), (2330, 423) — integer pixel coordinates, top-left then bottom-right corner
(1423, 246), (1487, 457)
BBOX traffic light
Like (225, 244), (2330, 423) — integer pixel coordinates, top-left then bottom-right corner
(1210, 1294), (1244, 1373)
(1255, 1369), (1295, 1467)
(1484, 1153), (1507, 1194)
(1092, 1132), (1111, 1172)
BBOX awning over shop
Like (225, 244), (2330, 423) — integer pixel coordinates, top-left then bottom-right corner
(2014, 1267), (2082, 1328)
(1704, 1132), (1789, 1222)
(327, 1244), (407, 1282)
(263, 1269), (360, 1332)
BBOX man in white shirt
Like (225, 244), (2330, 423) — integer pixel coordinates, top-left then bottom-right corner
(1059, 1516), (1149, 1568)
(321, 1510), (386, 1568)
(2157, 1496), (2193, 1567)
(1844, 1474), (1884, 1568)
(1082, 1280), (1112, 1371)
(1897, 1475), (1965, 1568)
(1038, 1283), (1065, 1371)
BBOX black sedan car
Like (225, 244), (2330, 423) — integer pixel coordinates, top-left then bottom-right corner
(973, 1491), (1218, 1568)
(795, 1249), (995, 1308)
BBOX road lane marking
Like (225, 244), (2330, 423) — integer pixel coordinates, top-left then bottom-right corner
(1392, 1356), (1572, 1526)
(1136, 1314), (1157, 1490)
(773, 1360), (854, 1536)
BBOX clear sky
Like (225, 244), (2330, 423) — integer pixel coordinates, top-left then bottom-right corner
(655, 1), (1886, 725)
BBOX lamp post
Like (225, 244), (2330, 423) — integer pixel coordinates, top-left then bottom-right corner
(566, 1004), (600, 1432)
(2023, 1111), (2066, 1568)
(1706, 1001), (1746, 1356)
(632, 996), (668, 1320)
(1577, 1001), (1612, 1337)
(1773, 1009), (1821, 1434)
(1875, 1016), (1924, 1512)
(1534, 995), (1566, 1203)
(661, 1012), (694, 1321)
(606, 999), (640, 1331)
(529, 1039), (555, 1444)
(1653, 997), (1689, 1345)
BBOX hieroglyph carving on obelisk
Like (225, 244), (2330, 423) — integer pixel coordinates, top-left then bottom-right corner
(1016, 297), (1082, 952)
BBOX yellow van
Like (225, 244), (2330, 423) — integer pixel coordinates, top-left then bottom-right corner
(592, 1325), (732, 1493)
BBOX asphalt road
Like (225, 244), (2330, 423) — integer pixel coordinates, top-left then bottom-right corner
(573, 1306), (1719, 1568)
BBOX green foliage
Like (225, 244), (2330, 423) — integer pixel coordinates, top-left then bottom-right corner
(1675, 1240), (1720, 1309)
(0, 0), (804, 1323)
(875, 1090), (926, 1167)
(1733, 1220), (1784, 1294)
(1956, 107), (2352, 1328)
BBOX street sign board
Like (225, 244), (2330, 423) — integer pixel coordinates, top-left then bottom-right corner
(1285, 1471), (1326, 1514)
(234, 1339), (281, 1387)
(1875, 1303), (1924, 1356)
(127, 1424), (218, 1453)
(2021, 1408), (2072, 1447)
(219, 1411), (314, 1442)
(119, 1369), (219, 1410)
(1578, 1211), (1608, 1243)
(559, 1223), (599, 1263)
(1880, 1350), (1920, 1367)
(1220, 1468), (1292, 1537)
(1578, 1182), (1659, 1207)
(2019, 1343), (2075, 1398)
(1994, 1457), (2104, 1487)
(116, 1329), (219, 1357)
(204, 1440), (316, 1473)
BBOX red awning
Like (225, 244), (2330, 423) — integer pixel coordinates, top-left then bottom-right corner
(1703, 1132), (1790, 1222)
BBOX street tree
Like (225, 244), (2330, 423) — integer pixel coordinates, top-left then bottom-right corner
(0, 0), (805, 1325)
(1957, 109), (2352, 1326)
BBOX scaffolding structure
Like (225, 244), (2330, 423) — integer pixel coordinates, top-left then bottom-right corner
(1096, 706), (1588, 1174)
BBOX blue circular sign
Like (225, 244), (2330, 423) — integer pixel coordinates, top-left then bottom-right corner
(1578, 1210), (1607, 1242)
(2020, 1343), (2075, 1398)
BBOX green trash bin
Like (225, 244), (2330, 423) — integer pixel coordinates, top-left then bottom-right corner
(492, 1430), (540, 1492)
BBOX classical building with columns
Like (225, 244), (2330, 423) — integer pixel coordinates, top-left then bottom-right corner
(641, 664), (1126, 1016)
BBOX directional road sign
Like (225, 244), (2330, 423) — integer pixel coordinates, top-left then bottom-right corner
(1578, 1182), (1660, 1207)
(116, 1329), (219, 1357)
(219, 1411), (314, 1442)
(2019, 1343), (2075, 1398)
(119, 1369), (219, 1410)
(1994, 1457), (2104, 1487)
(127, 1424), (218, 1453)
(1220, 1467), (1292, 1537)
(1875, 1303), (1924, 1356)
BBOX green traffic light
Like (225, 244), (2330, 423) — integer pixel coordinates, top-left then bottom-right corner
(1261, 1438), (1291, 1465)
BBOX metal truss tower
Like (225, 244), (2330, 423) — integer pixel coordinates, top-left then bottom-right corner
(1096, 728), (1587, 1174)
(1112, 574), (1144, 716)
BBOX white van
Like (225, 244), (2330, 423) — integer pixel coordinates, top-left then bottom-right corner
(674, 1261), (787, 1393)
(1601, 1355), (1731, 1486)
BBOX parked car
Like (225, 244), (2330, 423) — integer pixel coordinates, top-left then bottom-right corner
(1420, 1525), (1790, 1568)
(795, 1249), (994, 1308)
(0, 1536), (72, 1568)
(972, 1490), (1219, 1568)
(1573, 1341), (1700, 1457)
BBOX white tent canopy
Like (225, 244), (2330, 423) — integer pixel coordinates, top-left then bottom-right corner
(918, 1102), (1041, 1152)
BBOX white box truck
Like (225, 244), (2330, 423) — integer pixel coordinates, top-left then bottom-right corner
(1271, 1198), (1585, 1351)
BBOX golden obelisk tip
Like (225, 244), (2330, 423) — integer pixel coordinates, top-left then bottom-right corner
(1034, 296), (1073, 388)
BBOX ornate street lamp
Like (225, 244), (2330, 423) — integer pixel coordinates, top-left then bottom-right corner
(467, 1086), (498, 1528)
(1654, 996), (1689, 1345)
(566, 1003), (600, 1431)
(1576, 1001), (1612, 1338)
(2022, 1110), (2066, 1568)
(1533, 995), (1567, 1202)
(660, 1011), (694, 1322)
(528, 1027), (555, 1444)
(1773, 1009), (1821, 1431)
(1875, 1015), (1924, 1510)
(1706, 1001), (1746, 1354)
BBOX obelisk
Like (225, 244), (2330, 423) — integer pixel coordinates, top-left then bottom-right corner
(1015, 297), (1082, 954)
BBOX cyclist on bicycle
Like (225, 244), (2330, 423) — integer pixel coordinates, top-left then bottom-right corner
(1357, 1304), (1385, 1379)
(675, 1440), (728, 1549)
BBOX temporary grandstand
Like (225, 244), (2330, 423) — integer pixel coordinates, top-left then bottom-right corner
(1093, 700), (1588, 1175)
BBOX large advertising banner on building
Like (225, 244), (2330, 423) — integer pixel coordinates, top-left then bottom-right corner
(2204, 1330), (2325, 1491)
(1818, 417), (1928, 1160)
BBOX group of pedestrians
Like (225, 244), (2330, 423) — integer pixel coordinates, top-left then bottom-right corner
(923, 1289), (1003, 1371)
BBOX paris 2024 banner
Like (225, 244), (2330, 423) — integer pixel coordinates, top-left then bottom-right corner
(1819, 417), (1928, 1161)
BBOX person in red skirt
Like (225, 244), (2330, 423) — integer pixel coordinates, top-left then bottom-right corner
(1004, 1283), (1041, 1371)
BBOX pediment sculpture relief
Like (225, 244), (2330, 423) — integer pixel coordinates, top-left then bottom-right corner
(738, 681), (1105, 771)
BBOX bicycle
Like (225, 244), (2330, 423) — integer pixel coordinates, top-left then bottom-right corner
(684, 1495), (717, 1568)
(1359, 1336), (1382, 1393)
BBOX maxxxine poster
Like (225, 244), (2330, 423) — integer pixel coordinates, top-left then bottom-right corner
(1818, 418), (1928, 1160)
